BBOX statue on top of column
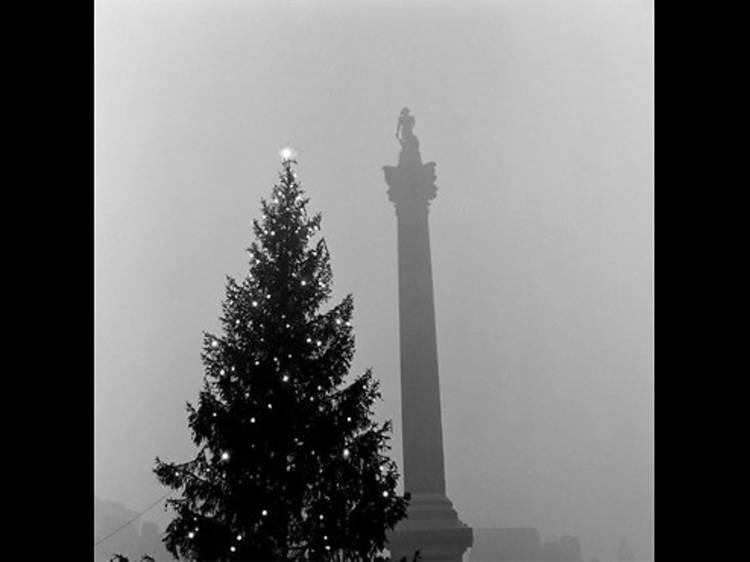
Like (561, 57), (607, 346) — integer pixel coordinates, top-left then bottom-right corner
(384, 107), (438, 207)
(395, 107), (422, 165)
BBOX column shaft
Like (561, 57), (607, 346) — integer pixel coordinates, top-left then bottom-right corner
(396, 205), (446, 497)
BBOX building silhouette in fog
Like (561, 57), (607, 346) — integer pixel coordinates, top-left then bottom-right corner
(542, 534), (582, 561)
(94, 496), (170, 562)
(470, 527), (582, 562)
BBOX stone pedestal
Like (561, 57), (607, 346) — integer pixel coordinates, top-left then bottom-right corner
(388, 494), (473, 562)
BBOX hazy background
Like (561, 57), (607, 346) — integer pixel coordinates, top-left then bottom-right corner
(94, 1), (653, 560)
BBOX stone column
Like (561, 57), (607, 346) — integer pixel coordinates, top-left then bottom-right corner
(384, 109), (472, 562)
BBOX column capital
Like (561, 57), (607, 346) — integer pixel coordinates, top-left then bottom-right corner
(383, 161), (438, 212)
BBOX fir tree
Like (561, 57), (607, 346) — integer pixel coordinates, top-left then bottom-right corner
(155, 152), (407, 561)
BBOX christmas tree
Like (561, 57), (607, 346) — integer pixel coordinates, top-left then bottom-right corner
(154, 150), (408, 561)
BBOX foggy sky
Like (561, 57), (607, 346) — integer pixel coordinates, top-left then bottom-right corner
(94, 1), (653, 560)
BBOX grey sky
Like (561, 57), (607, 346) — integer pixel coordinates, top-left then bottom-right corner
(94, 1), (653, 560)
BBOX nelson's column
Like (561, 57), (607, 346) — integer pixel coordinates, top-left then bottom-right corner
(383, 108), (473, 562)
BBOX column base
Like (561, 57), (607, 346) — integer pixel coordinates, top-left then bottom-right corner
(387, 494), (473, 562)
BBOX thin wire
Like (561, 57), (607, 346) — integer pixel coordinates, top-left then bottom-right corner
(94, 491), (171, 548)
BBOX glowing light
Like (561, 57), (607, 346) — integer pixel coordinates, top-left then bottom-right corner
(301, 280), (306, 286)
(282, 375), (289, 382)
(188, 532), (195, 539)
(267, 403), (273, 409)
(237, 535), (243, 541)
(221, 451), (230, 461)
(262, 509), (268, 516)
(252, 300), (258, 307)
(343, 448), (350, 458)
(280, 147), (295, 161)
(382, 491), (389, 497)
(230, 546), (236, 553)
(250, 417), (256, 423)
(220, 369), (225, 376)
(211, 340), (219, 348)
(346, 416), (352, 422)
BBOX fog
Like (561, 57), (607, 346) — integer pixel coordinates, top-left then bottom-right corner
(94, 1), (653, 560)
